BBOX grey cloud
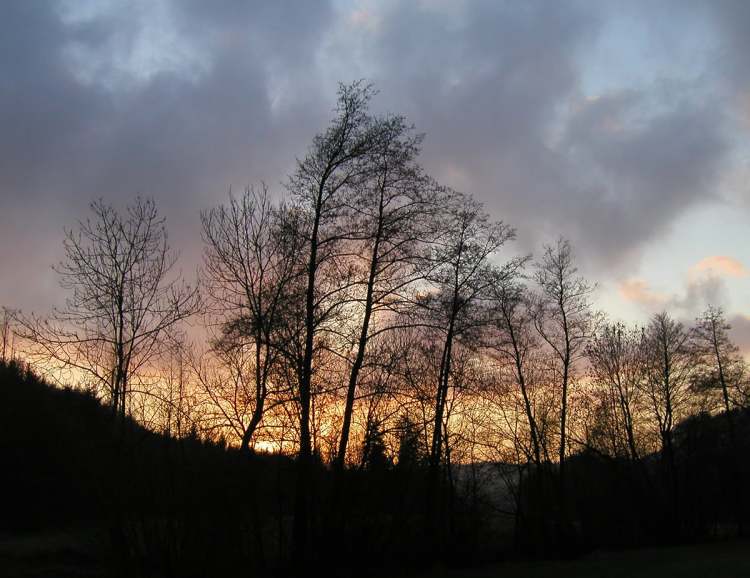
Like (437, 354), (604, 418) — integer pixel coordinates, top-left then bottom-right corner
(709, 0), (750, 88)
(728, 314), (750, 357)
(672, 276), (728, 316)
(0, 0), (743, 316)
(560, 89), (727, 269)
(0, 0), (333, 311)
(619, 273), (730, 319)
(343, 1), (729, 272)
(709, 0), (750, 206)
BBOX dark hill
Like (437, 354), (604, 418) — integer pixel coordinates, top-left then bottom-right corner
(1, 358), (748, 576)
(551, 405), (750, 553)
(0, 359), (294, 576)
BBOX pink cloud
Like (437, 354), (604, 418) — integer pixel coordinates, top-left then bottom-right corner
(618, 278), (668, 307)
(690, 255), (748, 279)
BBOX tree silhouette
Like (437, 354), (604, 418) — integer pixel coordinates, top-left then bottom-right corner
(532, 238), (595, 497)
(16, 197), (198, 418)
(201, 185), (304, 453)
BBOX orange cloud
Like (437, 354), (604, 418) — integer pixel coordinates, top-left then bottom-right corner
(690, 255), (748, 279)
(618, 278), (668, 306)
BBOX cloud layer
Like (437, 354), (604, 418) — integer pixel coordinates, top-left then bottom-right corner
(1, 0), (748, 320)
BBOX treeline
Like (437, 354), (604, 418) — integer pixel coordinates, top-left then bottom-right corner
(5, 82), (749, 572)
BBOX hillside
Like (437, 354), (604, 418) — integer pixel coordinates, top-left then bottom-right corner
(0, 360), (294, 576)
(1, 359), (749, 577)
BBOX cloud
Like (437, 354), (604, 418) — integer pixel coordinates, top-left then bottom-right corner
(728, 314), (750, 358)
(620, 255), (745, 315)
(690, 255), (748, 279)
(349, 7), (379, 31)
(0, 0), (746, 321)
(673, 275), (728, 314)
(666, 255), (749, 315)
(709, 0), (750, 94)
(619, 278), (668, 308)
(337, 1), (731, 273)
(0, 0), (334, 310)
(555, 88), (727, 270)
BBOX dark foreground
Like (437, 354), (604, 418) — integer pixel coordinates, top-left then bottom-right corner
(2, 359), (749, 576)
(436, 541), (750, 578)
(1, 530), (749, 578)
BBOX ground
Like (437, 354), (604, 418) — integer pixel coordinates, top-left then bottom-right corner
(1, 530), (749, 577)
(428, 540), (750, 578)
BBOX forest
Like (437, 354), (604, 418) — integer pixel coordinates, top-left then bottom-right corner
(1, 82), (749, 577)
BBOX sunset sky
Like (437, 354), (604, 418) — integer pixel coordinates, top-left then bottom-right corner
(1, 1), (748, 350)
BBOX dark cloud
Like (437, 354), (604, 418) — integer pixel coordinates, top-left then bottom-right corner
(711, 0), (750, 207)
(709, 0), (750, 88)
(362, 1), (596, 235)
(0, 0), (333, 310)
(559, 89), (727, 268)
(0, 0), (745, 316)
(673, 276), (729, 315)
(347, 1), (729, 272)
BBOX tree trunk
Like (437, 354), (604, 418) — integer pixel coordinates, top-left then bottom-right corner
(336, 250), (381, 470)
(292, 191), (322, 566)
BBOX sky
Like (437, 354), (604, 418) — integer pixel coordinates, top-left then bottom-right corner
(1, 0), (749, 351)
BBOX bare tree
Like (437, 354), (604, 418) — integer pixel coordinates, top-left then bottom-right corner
(487, 265), (546, 468)
(586, 322), (645, 461)
(287, 80), (406, 561)
(693, 305), (746, 533)
(641, 312), (694, 482)
(160, 339), (195, 439)
(693, 305), (746, 417)
(394, 327), (441, 461)
(333, 115), (441, 470)
(533, 238), (595, 487)
(424, 194), (516, 471)
(16, 197), (199, 418)
(201, 185), (304, 453)
(1, 306), (15, 363)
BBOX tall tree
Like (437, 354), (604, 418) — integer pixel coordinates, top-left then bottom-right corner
(586, 322), (645, 461)
(641, 311), (694, 525)
(16, 198), (198, 418)
(1, 306), (14, 363)
(413, 200), (515, 559)
(693, 306), (745, 419)
(533, 238), (594, 488)
(488, 265), (546, 468)
(693, 305), (746, 534)
(287, 81), (406, 562)
(333, 115), (440, 470)
(201, 185), (304, 453)
(425, 194), (515, 471)
(642, 312), (694, 461)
